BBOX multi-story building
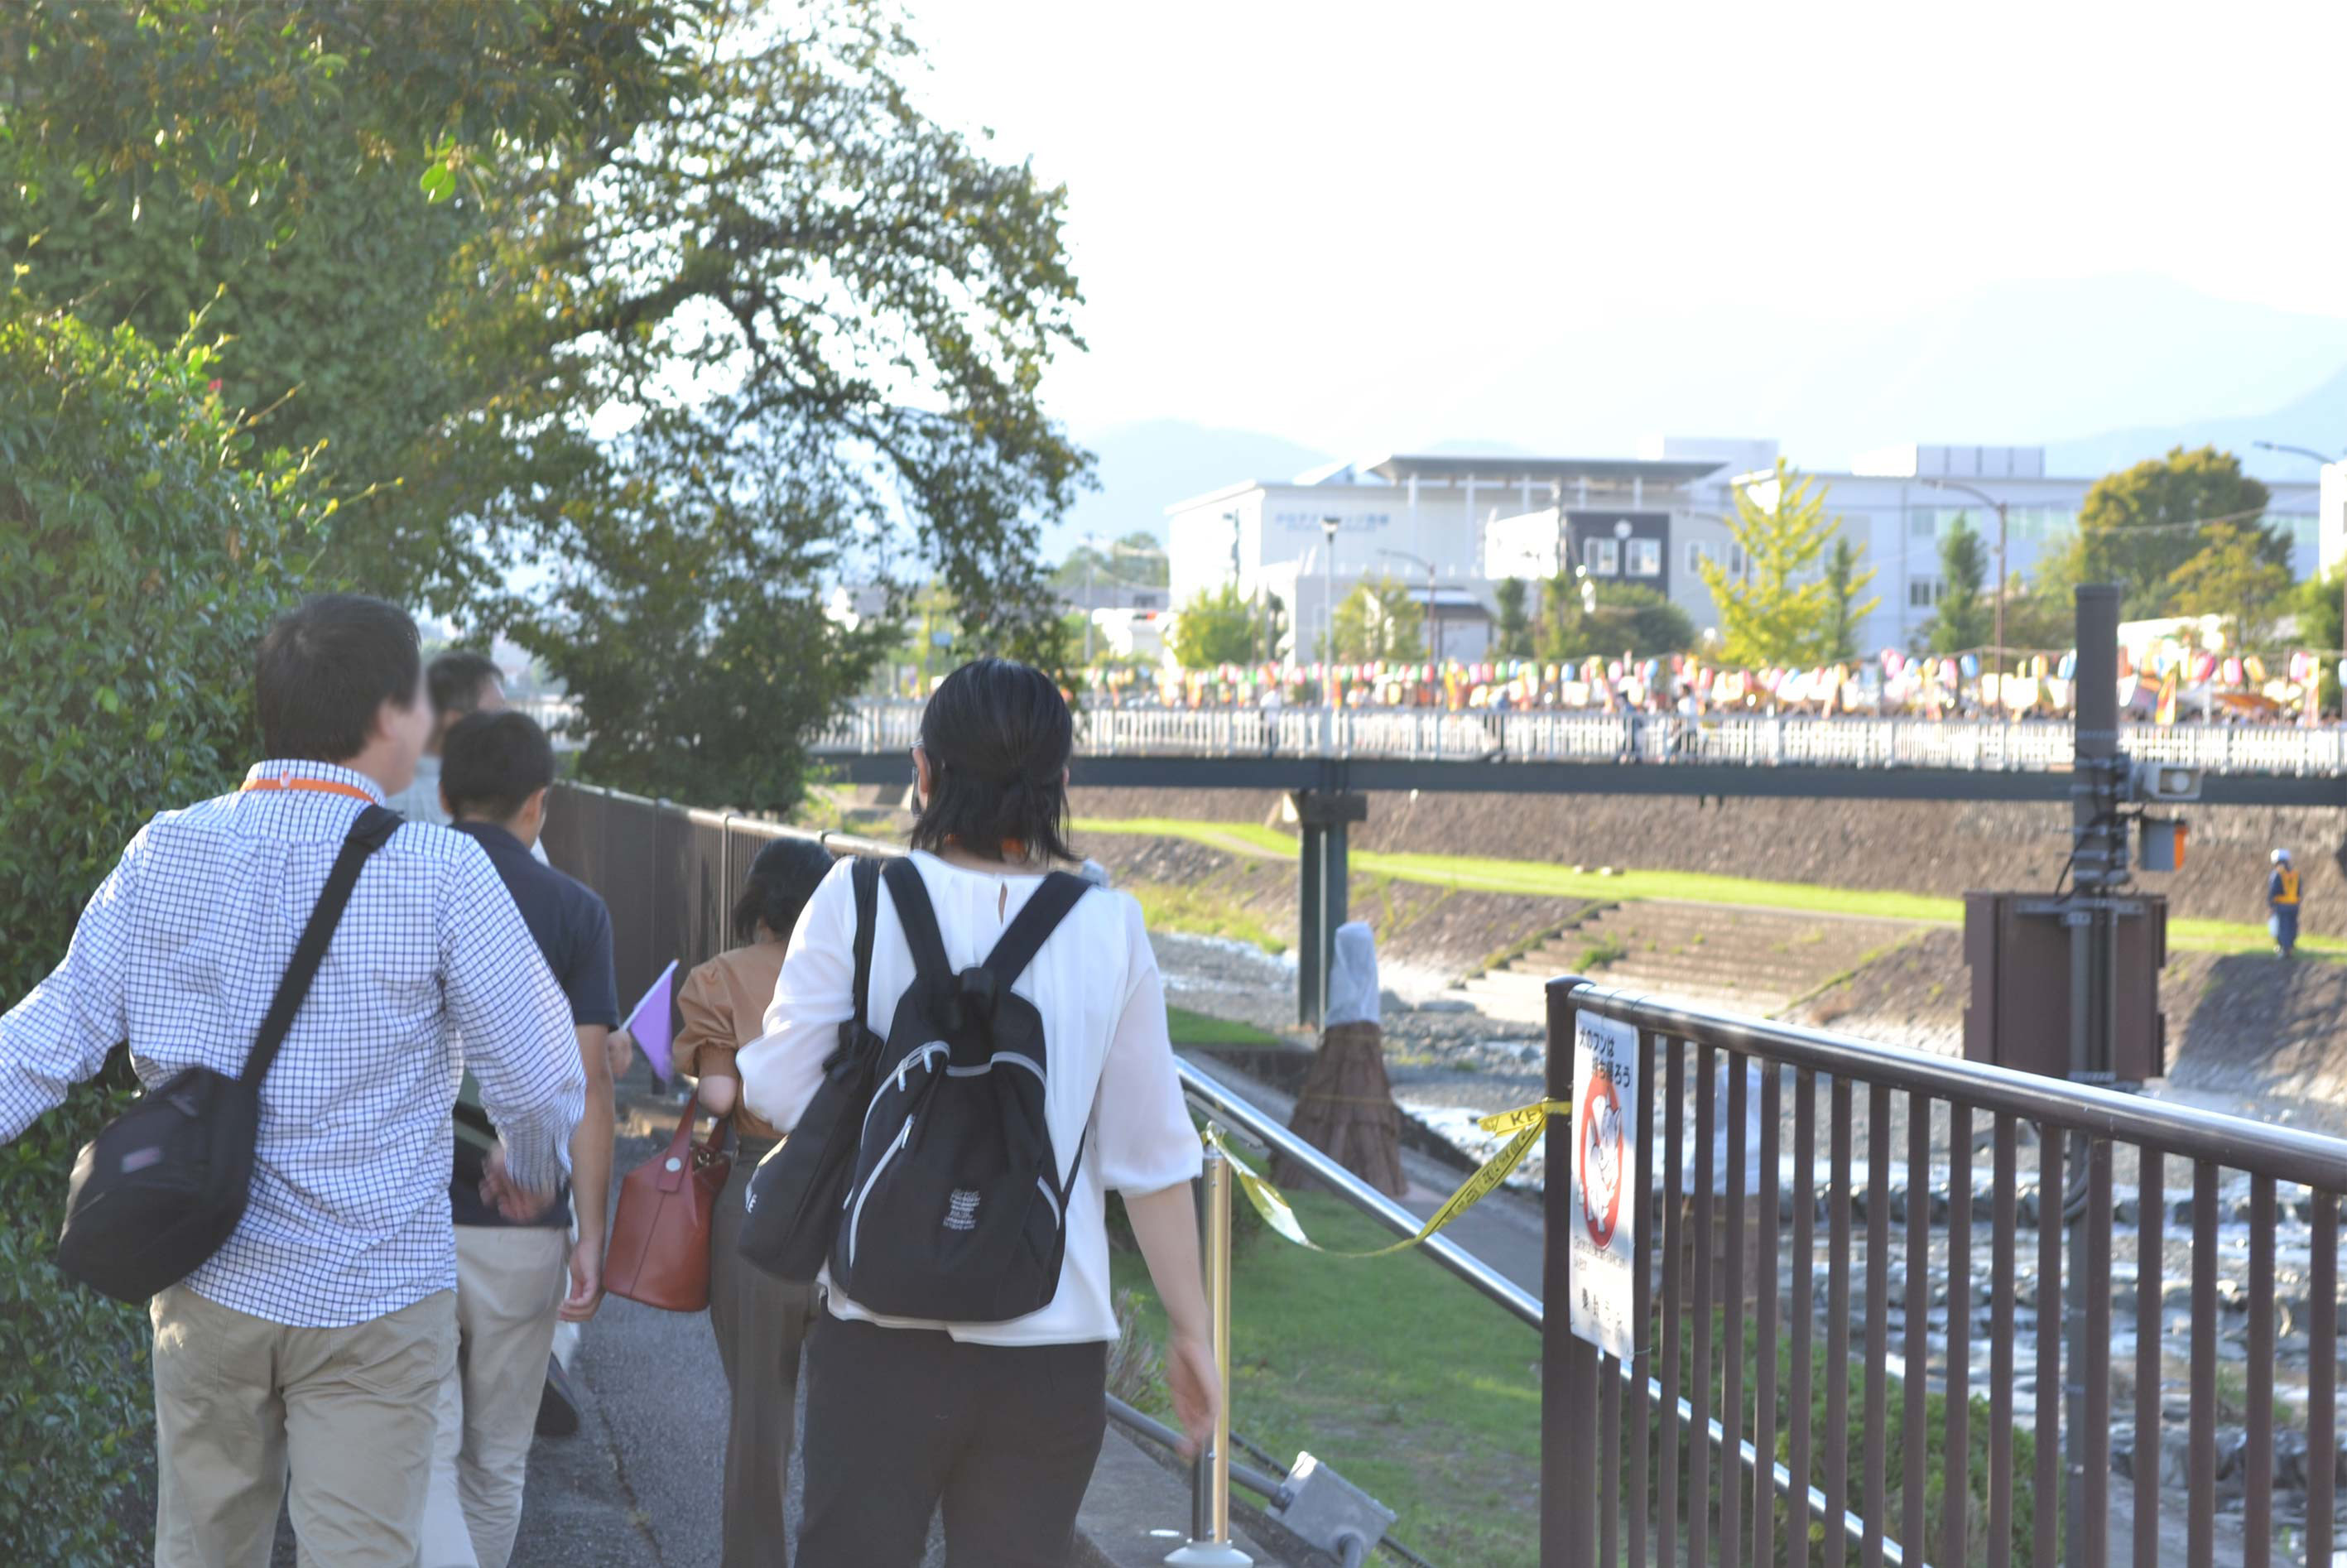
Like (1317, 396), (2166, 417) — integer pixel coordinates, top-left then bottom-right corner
(1164, 440), (2322, 660)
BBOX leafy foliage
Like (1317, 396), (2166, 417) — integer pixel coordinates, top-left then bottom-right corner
(0, 1), (701, 603)
(1169, 584), (1260, 670)
(7, 0), (1093, 813)
(1926, 515), (1993, 655)
(2059, 445), (2273, 621)
(2167, 518), (2294, 652)
(1820, 535), (1879, 661)
(1695, 459), (1847, 668)
(1330, 576), (1426, 662)
(1493, 576), (1534, 658)
(1536, 580), (1695, 661)
(0, 295), (323, 1564)
(491, 401), (892, 810)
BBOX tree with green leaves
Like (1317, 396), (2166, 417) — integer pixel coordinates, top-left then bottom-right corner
(2292, 568), (2345, 713)
(1169, 584), (1258, 669)
(1536, 580), (1694, 662)
(1493, 577), (1535, 658)
(0, 293), (327, 1562)
(1821, 536), (1880, 661)
(1694, 459), (1845, 667)
(6, 1), (1093, 810)
(2057, 445), (2273, 620)
(1329, 577), (1426, 662)
(2169, 519), (2295, 653)
(1924, 515), (1993, 655)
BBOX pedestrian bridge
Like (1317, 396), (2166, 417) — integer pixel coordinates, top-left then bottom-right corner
(808, 700), (2347, 806)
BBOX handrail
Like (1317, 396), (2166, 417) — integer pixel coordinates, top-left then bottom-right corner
(1173, 1056), (1542, 1331)
(1176, 1054), (1901, 1561)
(1567, 981), (2347, 1190)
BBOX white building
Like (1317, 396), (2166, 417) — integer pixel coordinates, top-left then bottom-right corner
(1166, 452), (1728, 662)
(1166, 440), (2322, 660)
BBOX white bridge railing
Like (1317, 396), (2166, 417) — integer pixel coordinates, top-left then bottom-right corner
(810, 700), (2347, 777)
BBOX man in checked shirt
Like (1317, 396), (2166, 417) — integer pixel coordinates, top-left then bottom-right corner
(0, 594), (586, 1568)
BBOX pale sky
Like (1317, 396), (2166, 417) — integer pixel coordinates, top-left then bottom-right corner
(912, 0), (2347, 459)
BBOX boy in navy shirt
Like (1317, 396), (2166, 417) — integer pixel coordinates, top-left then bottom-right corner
(419, 711), (618, 1568)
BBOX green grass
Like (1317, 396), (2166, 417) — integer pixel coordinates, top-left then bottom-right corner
(1166, 1006), (1283, 1048)
(1127, 881), (1289, 955)
(1081, 815), (2345, 960)
(1113, 1189), (1545, 1567)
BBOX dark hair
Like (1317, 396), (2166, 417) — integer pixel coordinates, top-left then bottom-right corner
(428, 650), (504, 736)
(908, 658), (1074, 863)
(441, 710), (555, 823)
(255, 594), (422, 762)
(732, 838), (837, 943)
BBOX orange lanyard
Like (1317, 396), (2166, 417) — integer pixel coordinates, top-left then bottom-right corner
(240, 776), (379, 806)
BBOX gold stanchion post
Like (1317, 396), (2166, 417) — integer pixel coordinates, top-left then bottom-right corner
(1167, 1135), (1251, 1567)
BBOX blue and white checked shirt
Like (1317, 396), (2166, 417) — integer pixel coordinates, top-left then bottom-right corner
(0, 761), (586, 1327)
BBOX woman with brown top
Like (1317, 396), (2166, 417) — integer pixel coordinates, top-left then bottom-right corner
(671, 835), (836, 1568)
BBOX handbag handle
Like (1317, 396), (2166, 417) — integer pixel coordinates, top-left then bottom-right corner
(654, 1101), (730, 1194)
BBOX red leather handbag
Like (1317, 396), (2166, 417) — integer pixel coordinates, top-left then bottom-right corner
(604, 1104), (731, 1311)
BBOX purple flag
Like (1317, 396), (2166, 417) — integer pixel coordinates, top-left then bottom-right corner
(624, 960), (680, 1082)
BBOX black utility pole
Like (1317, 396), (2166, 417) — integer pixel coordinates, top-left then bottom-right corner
(2065, 582), (2125, 1568)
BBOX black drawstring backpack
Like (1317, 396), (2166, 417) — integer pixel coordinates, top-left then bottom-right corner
(736, 856), (883, 1282)
(830, 858), (1089, 1323)
(56, 806), (403, 1302)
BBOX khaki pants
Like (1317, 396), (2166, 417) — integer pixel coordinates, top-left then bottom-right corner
(415, 1226), (570, 1568)
(710, 1142), (822, 1568)
(151, 1284), (454, 1568)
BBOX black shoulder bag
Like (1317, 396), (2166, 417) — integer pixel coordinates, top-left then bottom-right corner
(736, 855), (881, 1282)
(55, 806), (404, 1303)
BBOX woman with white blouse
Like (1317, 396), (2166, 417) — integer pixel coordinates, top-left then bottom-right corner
(738, 658), (1219, 1568)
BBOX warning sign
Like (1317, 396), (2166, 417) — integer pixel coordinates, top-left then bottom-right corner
(1568, 1012), (1639, 1359)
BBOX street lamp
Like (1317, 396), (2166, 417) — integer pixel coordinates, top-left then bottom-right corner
(2255, 440), (2345, 658)
(1921, 477), (2010, 686)
(1379, 546), (1440, 663)
(1321, 517), (1339, 710)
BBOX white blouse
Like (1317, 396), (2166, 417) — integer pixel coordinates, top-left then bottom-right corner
(737, 850), (1202, 1346)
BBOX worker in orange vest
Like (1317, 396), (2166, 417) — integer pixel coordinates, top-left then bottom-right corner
(2268, 849), (2301, 959)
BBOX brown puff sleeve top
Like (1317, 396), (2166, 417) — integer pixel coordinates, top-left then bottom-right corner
(672, 940), (789, 1142)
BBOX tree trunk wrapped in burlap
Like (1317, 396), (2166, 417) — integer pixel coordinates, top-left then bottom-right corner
(1275, 922), (1407, 1197)
(1276, 1021), (1408, 1196)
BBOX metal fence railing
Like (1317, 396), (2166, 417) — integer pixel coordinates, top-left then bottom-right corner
(810, 700), (2347, 777)
(1543, 979), (2346, 1568)
(540, 781), (1529, 1564)
(544, 782), (2347, 1566)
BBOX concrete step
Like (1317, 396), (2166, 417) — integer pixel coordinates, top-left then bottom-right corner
(1527, 947), (1830, 988)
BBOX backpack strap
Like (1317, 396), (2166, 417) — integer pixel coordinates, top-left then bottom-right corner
(983, 871), (1089, 988)
(241, 805), (403, 1088)
(848, 856), (880, 1036)
(882, 856), (955, 984)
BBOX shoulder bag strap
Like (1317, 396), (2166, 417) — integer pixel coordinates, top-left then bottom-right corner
(981, 871), (1089, 988)
(881, 856), (954, 984)
(849, 855), (880, 1035)
(240, 805), (404, 1088)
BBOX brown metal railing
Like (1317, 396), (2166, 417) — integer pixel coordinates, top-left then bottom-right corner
(1545, 979), (2347, 1568)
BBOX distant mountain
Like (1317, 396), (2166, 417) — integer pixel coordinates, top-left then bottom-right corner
(2046, 362), (2347, 482)
(1401, 273), (2347, 469)
(1043, 418), (1330, 564)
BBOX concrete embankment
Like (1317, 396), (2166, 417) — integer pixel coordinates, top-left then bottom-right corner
(1065, 785), (2347, 938)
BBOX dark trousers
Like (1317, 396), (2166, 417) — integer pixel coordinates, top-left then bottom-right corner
(796, 1314), (1108, 1568)
(709, 1139), (821, 1568)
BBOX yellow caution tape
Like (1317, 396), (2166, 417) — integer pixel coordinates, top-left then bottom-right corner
(1203, 1099), (1569, 1258)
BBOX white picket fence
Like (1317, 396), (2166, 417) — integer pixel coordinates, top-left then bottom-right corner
(810, 700), (2347, 776)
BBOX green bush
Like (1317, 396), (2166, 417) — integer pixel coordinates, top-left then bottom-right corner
(0, 296), (320, 1562)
